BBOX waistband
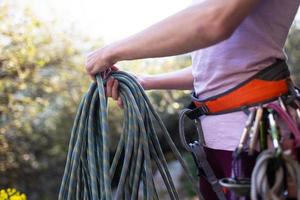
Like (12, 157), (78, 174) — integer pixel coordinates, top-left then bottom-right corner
(186, 60), (290, 119)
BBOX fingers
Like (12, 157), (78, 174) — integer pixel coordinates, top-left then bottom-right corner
(106, 77), (119, 100)
(106, 77), (114, 98)
(85, 48), (113, 78)
(88, 63), (101, 75)
(85, 54), (97, 74)
(111, 65), (119, 71)
(89, 74), (96, 82)
(111, 79), (119, 100)
(117, 97), (123, 108)
(106, 77), (123, 108)
(105, 77), (123, 108)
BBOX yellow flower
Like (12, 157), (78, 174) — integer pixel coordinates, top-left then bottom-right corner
(0, 188), (27, 200)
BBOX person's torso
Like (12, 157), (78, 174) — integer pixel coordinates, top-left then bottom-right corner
(191, 0), (300, 150)
(192, 0), (299, 99)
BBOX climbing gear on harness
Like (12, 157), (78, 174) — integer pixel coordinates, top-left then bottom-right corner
(219, 152), (253, 198)
(251, 108), (300, 200)
(179, 109), (227, 200)
(219, 177), (251, 198)
(249, 106), (264, 155)
(219, 110), (257, 197)
(186, 60), (290, 119)
(267, 103), (300, 147)
(181, 59), (300, 199)
(259, 111), (268, 151)
(58, 71), (200, 200)
(236, 110), (256, 155)
(219, 100), (300, 199)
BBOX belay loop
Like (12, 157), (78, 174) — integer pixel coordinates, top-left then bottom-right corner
(58, 71), (201, 200)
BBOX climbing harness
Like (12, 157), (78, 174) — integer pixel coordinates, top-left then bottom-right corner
(180, 59), (300, 199)
(186, 60), (290, 119)
(58, 71), (201, 200)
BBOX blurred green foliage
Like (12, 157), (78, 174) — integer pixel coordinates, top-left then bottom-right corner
(285, 22), (300, 85)
(0, 2), (92, 199)
(0, 2), (192, 199)
(0, 1), (299, 200)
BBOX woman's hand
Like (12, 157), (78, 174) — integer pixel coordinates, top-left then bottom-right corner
(106, 72), (149, 108)
(85, 45), (117, 80)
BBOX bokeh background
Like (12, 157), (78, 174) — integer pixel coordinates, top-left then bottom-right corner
(0, 0), (299, 199)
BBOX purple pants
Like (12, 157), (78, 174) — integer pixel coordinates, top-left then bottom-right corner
(199, 147), (257, 200)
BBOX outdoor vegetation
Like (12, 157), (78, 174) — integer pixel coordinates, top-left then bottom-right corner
(0, 2), (299, 200)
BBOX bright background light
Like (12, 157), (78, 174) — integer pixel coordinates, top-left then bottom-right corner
(11, 0), (300, 45)
(19, 0), (192, 43)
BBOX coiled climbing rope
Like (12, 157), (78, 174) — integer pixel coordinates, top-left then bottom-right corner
(251, 150), (300, 200)
(58, 71), (201, 200)
(251, 104), (300, 200)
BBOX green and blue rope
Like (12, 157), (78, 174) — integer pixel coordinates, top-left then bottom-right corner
(58, 71), (201, 200)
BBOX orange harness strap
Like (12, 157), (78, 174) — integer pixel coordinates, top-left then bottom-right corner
(186, 60), (290, 119)
(194, 79), (289, 113)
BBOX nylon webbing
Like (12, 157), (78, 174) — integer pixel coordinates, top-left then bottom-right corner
(58, 71), (202, 200)
(178, 109), (226, 200)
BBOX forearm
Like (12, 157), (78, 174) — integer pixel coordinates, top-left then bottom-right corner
(142, 66), (193, 90)
(106, 0), (261, 63)
(108, 2), (220, 62)
(86, 0), (261, 76)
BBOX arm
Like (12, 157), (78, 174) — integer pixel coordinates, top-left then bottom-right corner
(106, 66), (193, 106)
(142, 66), (193, 90)
(86, 0), (261, 75)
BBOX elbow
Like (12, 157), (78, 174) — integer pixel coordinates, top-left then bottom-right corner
(193, 5), (236, 44)
(193, 18), (235, 46)
(216, 23), (235, 41)
(207, 20), (235, 43)
(191, 1), (244, 48)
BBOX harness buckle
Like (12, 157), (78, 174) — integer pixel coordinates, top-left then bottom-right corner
(185, 105), (210, 120)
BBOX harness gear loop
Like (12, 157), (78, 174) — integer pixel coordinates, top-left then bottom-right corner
(267, 103), (300, 147)
(219, 109), (257, 197)
(179, 109), (227, 200)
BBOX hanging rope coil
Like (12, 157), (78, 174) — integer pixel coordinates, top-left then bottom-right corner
(251, 150), (300, 200)
(251, 105), (300, 200)
(58, 71), (201, 200)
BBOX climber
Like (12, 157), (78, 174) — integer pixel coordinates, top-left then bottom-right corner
(85, 0), (300, 199)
